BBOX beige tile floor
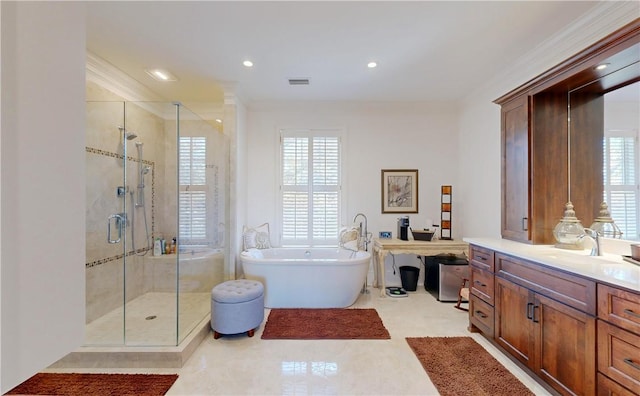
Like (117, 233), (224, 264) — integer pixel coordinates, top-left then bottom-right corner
(49, 286), (553, 395)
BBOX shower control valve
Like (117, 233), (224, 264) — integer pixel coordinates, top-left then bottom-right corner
(117, 186), (129, 197)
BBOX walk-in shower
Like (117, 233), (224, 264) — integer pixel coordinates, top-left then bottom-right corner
(82, 97), (230, 355)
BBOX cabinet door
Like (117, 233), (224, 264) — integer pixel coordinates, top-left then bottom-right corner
(535, 293), (596, 396)
(501, 95), (530, 242)
(495, 276), (535, 368)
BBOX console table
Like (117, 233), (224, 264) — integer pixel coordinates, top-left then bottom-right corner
(372, 238), (469, 297)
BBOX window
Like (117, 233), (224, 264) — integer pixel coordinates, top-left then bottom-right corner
(603, 130), (639, 239)
(179, 136), (207, 244)
(280, 129), (342, 246)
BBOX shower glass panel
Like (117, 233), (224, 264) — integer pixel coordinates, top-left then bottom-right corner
(85, 96), (228, 347)
(173, 105), (229, 344)
(85, 100), (128, 345)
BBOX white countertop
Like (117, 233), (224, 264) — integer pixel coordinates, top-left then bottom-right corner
(464, 237), (640, 292)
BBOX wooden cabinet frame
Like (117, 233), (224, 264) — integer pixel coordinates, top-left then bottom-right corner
(496, 20), (640, 244)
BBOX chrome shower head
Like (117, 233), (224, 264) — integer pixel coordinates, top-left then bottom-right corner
(118, 126), (137, 140)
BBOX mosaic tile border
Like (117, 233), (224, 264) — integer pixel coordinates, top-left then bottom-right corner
(86, 146), (155, 268)
(86, 248), (152, 268)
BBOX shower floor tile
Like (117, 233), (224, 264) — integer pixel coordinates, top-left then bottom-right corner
(84, 292), (210, 346)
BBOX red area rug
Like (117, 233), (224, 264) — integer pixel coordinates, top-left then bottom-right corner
(5, 373), (178, 396)
(406, 337), (534, 396)
(261, 308), (390, 339)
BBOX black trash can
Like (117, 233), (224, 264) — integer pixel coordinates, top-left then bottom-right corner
(399, 266), (420, 291)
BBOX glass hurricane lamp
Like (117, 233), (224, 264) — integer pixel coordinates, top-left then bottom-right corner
(589, 201), (623, 239)
(553, 201), (586, 250)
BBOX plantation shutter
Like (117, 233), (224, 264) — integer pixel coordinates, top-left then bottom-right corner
(179, 137), (207, 243)
(603, 132), (638, 239)
(281, 130), (341, 246)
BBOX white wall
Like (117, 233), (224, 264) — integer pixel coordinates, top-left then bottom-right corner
(229, 95), (249, 278)
(0, 2), (86, 392)
(246, 101), (461, 284)
(246, 101), (461, 241)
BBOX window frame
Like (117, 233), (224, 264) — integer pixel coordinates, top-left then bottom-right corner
(179, 136), (208, 246)
(277, 128), (346, 247)
(603, 129), (640, 240)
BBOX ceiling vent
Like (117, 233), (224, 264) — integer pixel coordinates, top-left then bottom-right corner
(288, 78), (310, 86)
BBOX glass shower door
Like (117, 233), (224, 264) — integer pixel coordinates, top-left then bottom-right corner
(122, 101), (178, 346)
(85, 100), (129, 345)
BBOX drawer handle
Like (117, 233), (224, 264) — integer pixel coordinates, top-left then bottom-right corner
(623, 358), (640, 371)
(623, 308), (640, 319)
(474, 280), (486, 287)
(474, 310), (488, 319)
(532, 305), (540, 323)
(526, 302), (534, 320)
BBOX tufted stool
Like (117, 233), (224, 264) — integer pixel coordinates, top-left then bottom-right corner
(211, 279), (264, 339)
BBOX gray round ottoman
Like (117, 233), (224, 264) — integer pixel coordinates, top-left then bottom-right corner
(211, 279), (264, 339)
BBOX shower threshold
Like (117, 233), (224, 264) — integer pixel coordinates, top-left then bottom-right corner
(49, 292), (212, 369)
(49, 315), (210, 369)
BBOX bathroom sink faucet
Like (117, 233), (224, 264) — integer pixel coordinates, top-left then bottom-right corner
(583, 228), (602, 256)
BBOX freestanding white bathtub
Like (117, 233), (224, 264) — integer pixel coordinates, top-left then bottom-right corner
(241, 248), (371, 308)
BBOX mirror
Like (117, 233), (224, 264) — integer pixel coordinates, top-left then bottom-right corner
(569, 60), (640, 240)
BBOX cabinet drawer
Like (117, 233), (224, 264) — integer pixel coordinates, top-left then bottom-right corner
(470, 245), (494, 272)
(598, 283), (640, 335)
(469, 293), (494, 337)
(597, 320), (640, 395)
(495, 253), (596, 315)
(597, 373), (637, 396)
(470, 267), (494, 306)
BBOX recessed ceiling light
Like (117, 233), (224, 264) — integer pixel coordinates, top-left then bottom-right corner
(367, 61), (377, 68)
(595, 63), (609, 71)
(243, 60), (254, 67)
(215, 118), (223, 124)
(145, 68), (177, 81)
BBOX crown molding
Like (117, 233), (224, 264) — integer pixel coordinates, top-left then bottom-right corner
(86, 52), (225, 121)
(86, 52), (165, 103)
(465, 2), (640, 104)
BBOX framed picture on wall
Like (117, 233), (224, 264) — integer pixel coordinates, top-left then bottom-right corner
(381, 169), (419, 213)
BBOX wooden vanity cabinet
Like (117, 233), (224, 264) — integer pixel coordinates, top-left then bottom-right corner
(494, 253), (597, 396)
(469, 245), (495, 337)
(467, 242), (640, 396)
(597, 284), (640, 395)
